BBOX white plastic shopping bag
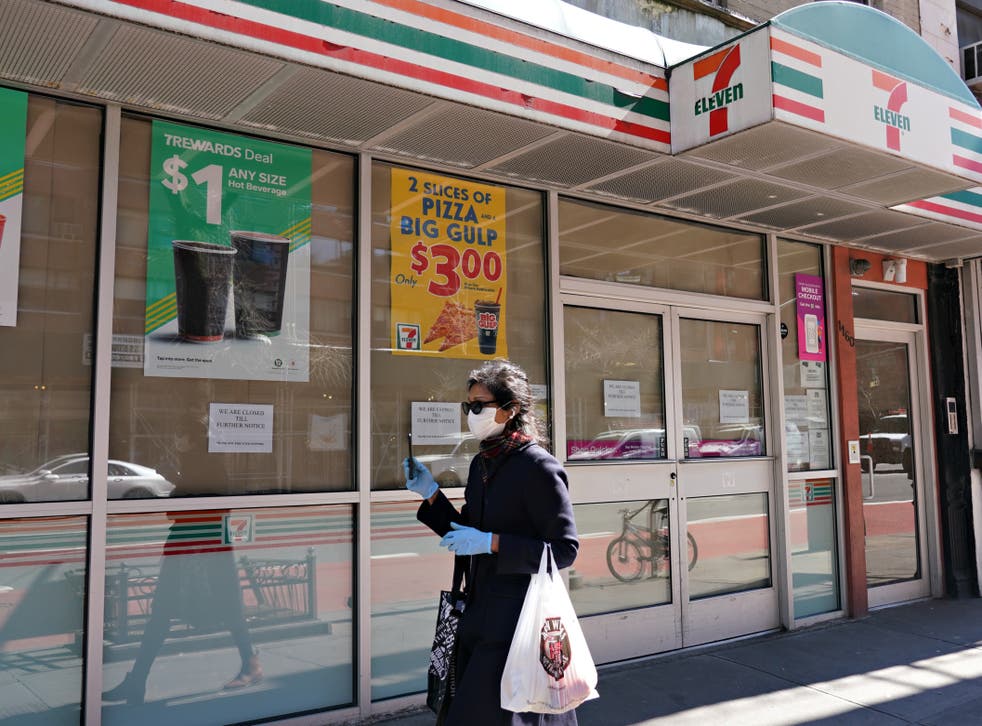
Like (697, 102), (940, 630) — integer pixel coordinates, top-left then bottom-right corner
(500, 544), (599, 714)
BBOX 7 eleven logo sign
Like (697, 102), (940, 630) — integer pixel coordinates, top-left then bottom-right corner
(872, 70), (910, 152)
(693, 44), (743, 137)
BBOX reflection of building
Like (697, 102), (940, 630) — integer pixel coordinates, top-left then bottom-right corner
(2, 0), (982, 723)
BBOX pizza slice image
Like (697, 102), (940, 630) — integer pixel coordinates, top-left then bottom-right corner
(424, 300), (477, 351)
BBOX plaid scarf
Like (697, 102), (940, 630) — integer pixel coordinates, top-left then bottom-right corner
(478, 429), (533, 484)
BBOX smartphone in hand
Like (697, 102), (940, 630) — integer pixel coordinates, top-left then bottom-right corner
(407, 433), (417, 478)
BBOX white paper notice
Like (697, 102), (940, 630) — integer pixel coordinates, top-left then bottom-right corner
(784, 395), (808, 426)
(786, 428), (809, 464)
(603, 380), (641, 418)
(800, 360), (826, 388)
(309, 413), (347, 451)
(411, 402), (461, 445)
(209, 403), (273, 453)
(719, 390), (750, 424)
(808, 429), (831, 469)
(807, 389), (829, 427)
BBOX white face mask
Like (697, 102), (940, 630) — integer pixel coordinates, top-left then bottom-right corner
(467, 407), (507, 440)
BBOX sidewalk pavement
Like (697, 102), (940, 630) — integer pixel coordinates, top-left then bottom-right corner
(374, 597), (982, 725)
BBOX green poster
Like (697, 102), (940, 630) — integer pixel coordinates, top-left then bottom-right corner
(0, 87), (28, 327)
(145, 120), (312, 381)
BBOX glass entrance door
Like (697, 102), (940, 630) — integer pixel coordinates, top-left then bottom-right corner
(854, 328), (929, 606)
(562, 298), (778, 660)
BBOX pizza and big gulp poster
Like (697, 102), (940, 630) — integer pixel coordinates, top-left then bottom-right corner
(390, 169), (508, 359)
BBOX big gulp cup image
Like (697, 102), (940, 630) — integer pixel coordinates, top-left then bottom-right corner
(230, 231), (291, 338)
(475, 299), (501, 355)
(172, 240), (236, 343)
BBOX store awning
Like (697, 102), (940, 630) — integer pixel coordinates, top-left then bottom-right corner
(5, 0), (982, 260)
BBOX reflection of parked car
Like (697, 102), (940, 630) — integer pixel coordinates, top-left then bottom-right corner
(568, 427), (702, 461)
(0, 455), (175, 502)
(864, 414), (912, 471)
(690, 424), (763, 458)
(415, 434), (477, 487)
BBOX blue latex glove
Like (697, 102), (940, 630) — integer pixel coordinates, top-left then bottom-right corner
(403, 457), (438, 499)
(440, 521), (493, 555)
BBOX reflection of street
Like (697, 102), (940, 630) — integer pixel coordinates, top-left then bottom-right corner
(863, 465), (918, 585)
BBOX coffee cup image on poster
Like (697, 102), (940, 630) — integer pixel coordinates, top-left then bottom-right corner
(144, 120), (311, 381)
(170, 233), (291, 343)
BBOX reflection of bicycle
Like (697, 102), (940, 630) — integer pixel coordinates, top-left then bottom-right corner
(606, 500), (698, 582)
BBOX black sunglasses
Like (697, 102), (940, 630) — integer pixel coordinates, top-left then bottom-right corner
(461, 400), (500, 415)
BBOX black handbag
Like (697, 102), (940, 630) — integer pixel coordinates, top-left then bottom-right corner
(427, 555), (468, 723)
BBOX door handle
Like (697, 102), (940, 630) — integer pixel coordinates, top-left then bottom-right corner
(670, 471), (677, 481)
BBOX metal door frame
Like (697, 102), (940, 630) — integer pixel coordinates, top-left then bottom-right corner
(556, 284), (780, 657)
(853, 319), (936, 607)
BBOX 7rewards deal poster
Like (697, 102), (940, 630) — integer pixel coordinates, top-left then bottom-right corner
(390, 169), (507, 360)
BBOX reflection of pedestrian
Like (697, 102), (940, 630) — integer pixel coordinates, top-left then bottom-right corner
(103, 514), (262, 705)
(404, 360), (580, 724)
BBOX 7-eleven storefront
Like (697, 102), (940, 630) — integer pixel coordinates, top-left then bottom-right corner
(0, 1), (980, 723)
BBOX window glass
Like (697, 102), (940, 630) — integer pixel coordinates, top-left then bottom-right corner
(102, 506), (353, 722)
(687, 493), (770, 599)
(790, 478), (840, 617)
(564, 307), (666, 462)
(569, 501), (674, 616)
(0, 516), (87, 725)
(852, 286), (919, 323)
(680, 319), (764, 459)
(777, 240), (832, 472)
(107, 116), (354, 496)
(0, 95), (101, 502)
(370, 501), (454, 700)
(558, 198), (766, 300)
(370, 163), (547, 490)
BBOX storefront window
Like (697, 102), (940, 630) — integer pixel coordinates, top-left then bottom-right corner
(107, 116), (355, 496)
(370, 163), (547, 490)
(101, 506), (353, 723)
(789, 478), (840, 617)
(778, 240), (840, 617)
(0, 94), (101, 502)
(558, 198), (766, 300)
(777, 240), (833, 472)
(569, 501), (674, 615)
(680, 319), (765, 459)
(852, 287), (919, 323)
(0, 516), (87, 725)
(370, 501), (454, 700)
(564, 307), (666, 462)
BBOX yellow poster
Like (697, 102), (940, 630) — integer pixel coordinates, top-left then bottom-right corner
(390, 169), (507, 359)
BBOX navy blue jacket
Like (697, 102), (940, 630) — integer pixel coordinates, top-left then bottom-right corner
(418, 441), (579, 726)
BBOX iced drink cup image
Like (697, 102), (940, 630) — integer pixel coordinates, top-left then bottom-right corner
(475, 299), (501, 355)
(172, 240), (236, 343)
(230, 231), (291, 339)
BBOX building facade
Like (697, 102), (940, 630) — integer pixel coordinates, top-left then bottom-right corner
(1, 1), (981, 724)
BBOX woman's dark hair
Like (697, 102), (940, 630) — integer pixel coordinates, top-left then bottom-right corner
(467, 359), (546, 444)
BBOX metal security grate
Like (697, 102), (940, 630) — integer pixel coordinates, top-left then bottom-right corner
(488, 133), (658, 187)
(798, 209), (924, 241)
(859, 222), (976, 252)
(0, 0), (99, 87)
(662, 178), (810, 219)
(839, 167), (971, 206)
(684, 123), (839, 171)
(738, 196), (871, 229)
(240, 68), (434, 145)
(770, 147), (912, 190)
(78, 26), (284, 120)
(587, 158), (738, 204)
(373, 104), (557, 168)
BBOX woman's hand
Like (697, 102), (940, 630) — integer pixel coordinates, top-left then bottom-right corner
(402, 458), (438, 499)
(440, 522), (493, 555)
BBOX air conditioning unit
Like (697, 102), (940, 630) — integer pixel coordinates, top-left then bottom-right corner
(962, 41), (982, 91)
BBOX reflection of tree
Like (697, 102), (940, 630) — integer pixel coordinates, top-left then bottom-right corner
(565, 313), (660, 374)
(308, 336), (352, 389)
